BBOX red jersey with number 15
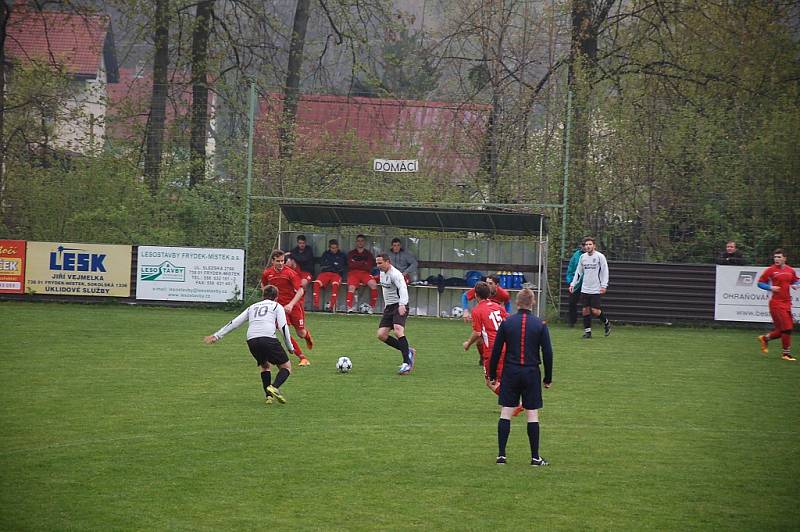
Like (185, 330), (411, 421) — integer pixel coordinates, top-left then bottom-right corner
(261, 266), (302, 306)
(758, 264), (799, 307)
(472, 299), (508, 354)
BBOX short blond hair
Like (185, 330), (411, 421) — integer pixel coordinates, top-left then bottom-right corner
(516, 288), (535, 310)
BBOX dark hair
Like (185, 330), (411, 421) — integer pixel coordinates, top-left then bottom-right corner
(270, 249), (285, 261)
(582, 236), (595, 245)
(487, 274), (500, 284)
(391, 238), (401, 245)
(474, 281), (491, 300)
(328, 239), (339, 246)
(297, 235), (306, 242)
(263, 284), (279, 300)
(356, 234), (366, 240)
(773, 248), (786, 257)
(377, 252), (391, 262)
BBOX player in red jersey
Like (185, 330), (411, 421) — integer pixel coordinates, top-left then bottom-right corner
(756, 248), (799, 361)
(462, 282), (523, 416)
(345, 234), (378, 313)
(260, 250), (313, 366)
(462, 275), (511, 321)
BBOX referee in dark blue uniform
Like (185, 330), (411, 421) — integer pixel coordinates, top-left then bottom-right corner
(489, 288), (553, 466)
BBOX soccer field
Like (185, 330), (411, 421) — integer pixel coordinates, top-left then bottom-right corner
(1, 301), (798, 530)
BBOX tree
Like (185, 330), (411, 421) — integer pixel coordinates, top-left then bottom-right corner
(278, 0), (311, 159)
(189, 0), (215, 187)
(143, 0), (170, 193)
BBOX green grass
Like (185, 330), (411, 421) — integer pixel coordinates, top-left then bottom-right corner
(1, 301), (798, 531)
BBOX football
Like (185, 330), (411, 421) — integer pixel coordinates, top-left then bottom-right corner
(336, 356), (353, 373)
(451, 306), (464, 319)
(358, 302), (373, 314)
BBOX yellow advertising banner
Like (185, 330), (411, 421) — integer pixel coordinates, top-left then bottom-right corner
(25, 241), (132, 297)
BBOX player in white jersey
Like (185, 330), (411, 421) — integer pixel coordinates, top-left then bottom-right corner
(375, 253), (416, 375)
(204, 285), (295, 404)
(568, 237), (611, 339)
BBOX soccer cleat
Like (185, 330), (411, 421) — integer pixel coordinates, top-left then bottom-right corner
(408, 347), (416, 371)
(604, 321), (612, 337)
(530, 456), (549, 467)
(266, 385), (286, 403)
(512, 405), (525, 417)
(265, 396), (274, 405)
(299, 356), (311, 366)
(582, 332), (592, 339)
(398, 362), (412, 375)
(304, 331), (314, 350)
(757, 335), (769, 354)
(496, 456), (507, 465)
(346, 307), (355, 314)
(782, 354), (797, 362)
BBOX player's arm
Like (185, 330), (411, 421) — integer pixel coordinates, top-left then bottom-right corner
(540, 324), (553, 388)
(285, 275), (305, 310)
(259, 269), (268, 290)
(404, 252), (418, 275)
(463, 313), (482, 350)
(396, 271), (409, 313)
(461, 290), (476, 321)
(275, 305), (295, 354)
(599, 255), (609, 293)
(757, 269), (776, 292)
(205, 307), (250, 343)
(489, 323), (506, 382)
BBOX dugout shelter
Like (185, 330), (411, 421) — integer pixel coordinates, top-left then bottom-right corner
(275, 200), (548, 317)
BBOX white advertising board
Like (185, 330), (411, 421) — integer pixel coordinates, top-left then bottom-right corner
(136, 246), (244, 302)
(714, 265), (800, 322)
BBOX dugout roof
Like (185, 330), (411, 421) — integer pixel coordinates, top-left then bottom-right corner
(278, 201), (547, 236)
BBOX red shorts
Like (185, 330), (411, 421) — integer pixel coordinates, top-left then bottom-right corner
(770, 303), (794, 331)
(347, 270), (374, 288)
(286, 303), (306, 330)
(483, 349), (504, 382)
(315, 272), (342, 288)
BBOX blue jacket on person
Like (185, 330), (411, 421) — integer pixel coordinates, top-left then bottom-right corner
(319, 250), (347, 275)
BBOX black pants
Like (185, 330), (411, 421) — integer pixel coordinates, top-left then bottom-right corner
(567, 289), (581, 325)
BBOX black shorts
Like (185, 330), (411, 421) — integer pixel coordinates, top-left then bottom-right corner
(498, 364), (543, 410)
(379, 303), (408, 329)
(246, 337), (289, 366)
(579, 292), (602, 309)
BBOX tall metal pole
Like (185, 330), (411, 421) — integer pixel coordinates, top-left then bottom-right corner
(559, 89), (573, 260)
(244, 81), (256, 254)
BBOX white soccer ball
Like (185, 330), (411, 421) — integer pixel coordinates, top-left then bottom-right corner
(451, 306), (464, 319)
(358, 302), (373, 314)
(336, 356), (353, 373)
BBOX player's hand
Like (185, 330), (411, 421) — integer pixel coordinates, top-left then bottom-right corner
(600, 288), (607, 295)
(543, 381), (552, 389)
(568, 285), (574, 294)
(488, 380), (499, 392)
(285, 303), (294, 312)
(771, 286), (780, 293)
(399, 304), (407, 316)
(203, 335), (218, 344)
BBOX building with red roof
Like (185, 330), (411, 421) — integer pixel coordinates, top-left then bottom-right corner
(4, 7), (118, 154)
(257, 93), (489, 179)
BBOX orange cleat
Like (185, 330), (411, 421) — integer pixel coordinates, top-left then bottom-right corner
(757, 335), (769, 354)
(304, 331), (314, 350)
(781, 354), (796, 362)
(512, 405), (525, 417)
(299, 356), (311, 366)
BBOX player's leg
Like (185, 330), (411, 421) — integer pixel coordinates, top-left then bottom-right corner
(292, 305), (313, 350)
(329, 276), (341, 311)
(285, 309), (309, 365)
(265, 342), (291, 403)
(593, 296), (611, 336)
(367, 278), (379, 309)
(581, 305), (592, 338)
(521, 367), (548, 466)
(247, 338), (274, 403)
(567, 289), (579, 327)
(346, 275), (359, 312)
(778, 307), (795, 361)
(393, 323), (412, 367)
(312, 278), (324, 309)
(761, 305), (786, 354)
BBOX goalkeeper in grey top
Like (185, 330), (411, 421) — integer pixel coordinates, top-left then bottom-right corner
(203, 284), (295, 404)
(568, 237), (611, 339)
(375, 253), (416, 375)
